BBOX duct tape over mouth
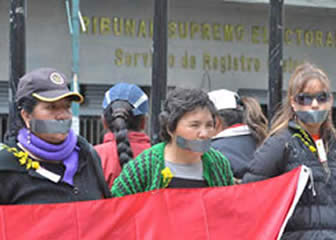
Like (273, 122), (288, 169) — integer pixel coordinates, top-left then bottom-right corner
(295, 110), (328, 124)
(176, 136), (211, 153)
(30, 119), (72, 134)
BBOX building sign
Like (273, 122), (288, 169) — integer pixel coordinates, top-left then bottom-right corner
(0, 0), (336, 91)
(82, 16), (336, 50)
(77, 1), (336, 90)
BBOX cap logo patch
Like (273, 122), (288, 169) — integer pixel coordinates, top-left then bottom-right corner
(50, 72), (65, 85)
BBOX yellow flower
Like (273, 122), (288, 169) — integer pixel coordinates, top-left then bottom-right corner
(309, 146), (316, 152)
(162, 167), (173, 180)
(19, 157), (27, 165)
(3, 144), (40, 171)
(9, 147), (16, 152)
(16, 151), (28, 159)
(26, 161), (32, 169)
(32, 161), (40, 170)
(161, 167), (174, 187)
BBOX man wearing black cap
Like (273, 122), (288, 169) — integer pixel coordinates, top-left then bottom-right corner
(0, 68), (110, 204)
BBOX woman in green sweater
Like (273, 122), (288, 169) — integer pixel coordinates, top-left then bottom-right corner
(112, 88), (234, 197)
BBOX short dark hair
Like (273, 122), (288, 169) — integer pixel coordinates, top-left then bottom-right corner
(217, 109), (243, 127)
(159, 88), (217, 142)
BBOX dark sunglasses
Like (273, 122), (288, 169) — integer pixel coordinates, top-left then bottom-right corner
(294, 91), (331, 106)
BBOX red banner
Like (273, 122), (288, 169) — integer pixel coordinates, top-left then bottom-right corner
(0, 166), (309, 240)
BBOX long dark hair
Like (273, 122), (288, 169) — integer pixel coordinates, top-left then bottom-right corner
(103, 100), (144, 167)
(4, 96), (38, 142)
(240, 96), (268, 145)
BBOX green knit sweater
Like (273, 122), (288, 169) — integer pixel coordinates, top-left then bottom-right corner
(111, 142), (234, 197)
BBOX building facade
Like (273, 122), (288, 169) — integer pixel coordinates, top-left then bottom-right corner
(1, 0), (336, 142)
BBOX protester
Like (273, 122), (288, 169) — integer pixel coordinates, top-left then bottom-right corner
(95, 83), (151, 188)
(112, 88), (234, 197)
(209, 89), (268, 182)
(243, 62), (336, 239)
(208, 89), (268, 179)
(0, 68), (110, 204)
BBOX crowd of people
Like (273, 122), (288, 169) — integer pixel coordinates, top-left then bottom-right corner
(0, 62), (334, 239)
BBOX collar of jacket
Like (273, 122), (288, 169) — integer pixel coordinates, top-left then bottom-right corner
(213, 124), (250, 139)
(103, 131), (150, 143)
(288, 120), (302, 131)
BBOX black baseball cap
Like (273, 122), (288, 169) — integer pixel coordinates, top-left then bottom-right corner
(16, 68), (84, 104)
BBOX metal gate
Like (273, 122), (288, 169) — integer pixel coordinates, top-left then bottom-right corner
(80, 115), (105, 145)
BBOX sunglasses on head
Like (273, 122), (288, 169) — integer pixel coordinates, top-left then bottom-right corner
(294, 91), (331, 106)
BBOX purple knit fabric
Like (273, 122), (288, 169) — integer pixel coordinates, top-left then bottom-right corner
(17, 128), (79, 185)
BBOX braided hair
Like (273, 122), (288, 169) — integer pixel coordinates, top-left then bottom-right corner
(103, 100), (144, 167)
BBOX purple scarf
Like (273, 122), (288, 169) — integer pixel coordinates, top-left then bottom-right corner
(17, 128), (79, 185)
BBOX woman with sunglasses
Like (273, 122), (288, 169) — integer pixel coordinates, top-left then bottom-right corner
(243, 62), (336, 239)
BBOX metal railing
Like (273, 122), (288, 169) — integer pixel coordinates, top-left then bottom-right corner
(2, 110), (336, 145)
(0, 114), (7, 143)
(80, 115), (105, 145)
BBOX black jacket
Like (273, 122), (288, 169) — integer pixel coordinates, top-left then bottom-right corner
(243, 122), (336, 240)
(0, 135), (111, 204)
(211, 134), (257, 179)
